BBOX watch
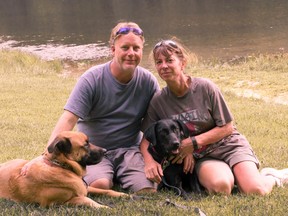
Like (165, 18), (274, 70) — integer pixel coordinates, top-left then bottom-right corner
(191, 136), (199, 150)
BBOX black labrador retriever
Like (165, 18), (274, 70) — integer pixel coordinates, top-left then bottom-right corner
(144, 119), (203, 199)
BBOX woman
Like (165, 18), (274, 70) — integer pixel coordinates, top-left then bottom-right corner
(140, 39), (288, 195)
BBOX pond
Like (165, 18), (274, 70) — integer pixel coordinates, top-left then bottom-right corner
(0, 0), (288, 65)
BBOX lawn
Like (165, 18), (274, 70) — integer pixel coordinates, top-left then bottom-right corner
(0, 50), (287, 215)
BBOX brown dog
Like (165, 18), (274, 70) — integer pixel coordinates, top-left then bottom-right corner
(0, 131), (127, 208)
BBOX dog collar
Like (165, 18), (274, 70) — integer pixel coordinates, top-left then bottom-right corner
(149, 146), (164, 163)
(43, 157), (73, 172)
(161, 158), (170, 171)
(82, 178), (88, 188)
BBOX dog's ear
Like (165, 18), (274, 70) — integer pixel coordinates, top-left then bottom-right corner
(144, 122), (158, 146)
(47, 137), (72, 155)
(175, 120), (190, 139)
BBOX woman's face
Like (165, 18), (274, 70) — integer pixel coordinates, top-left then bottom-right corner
(154, 53), (185, 82)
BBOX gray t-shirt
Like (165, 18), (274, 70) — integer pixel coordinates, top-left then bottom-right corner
(141, 77), (243, 158)
(141, 77), (233, 132)
(65, 61), (159, 150)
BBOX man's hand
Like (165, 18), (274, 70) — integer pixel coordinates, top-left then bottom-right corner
(144, 159), (163, 184)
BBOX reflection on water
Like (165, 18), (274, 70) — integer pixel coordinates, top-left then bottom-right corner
(0, 0), (288, 62)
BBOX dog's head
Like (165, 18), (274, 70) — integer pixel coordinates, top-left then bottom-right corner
(47, 131), (106, 168)
(144, 119), (189, 161)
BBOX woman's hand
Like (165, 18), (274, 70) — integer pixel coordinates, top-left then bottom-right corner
(170, 152), (195, 174)
(182, 154), (195, 174)
(171, 138), (194, 164)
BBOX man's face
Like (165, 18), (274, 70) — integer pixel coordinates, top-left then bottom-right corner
(111, 32), (144, 73)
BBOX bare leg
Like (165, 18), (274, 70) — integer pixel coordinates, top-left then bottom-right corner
(90, 178), (113, 189)
(135, 187), (157, 194)
(197, 159), (234, 195)
(234, 161), (276, 195)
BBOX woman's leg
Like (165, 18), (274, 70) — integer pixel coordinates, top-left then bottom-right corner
(197, 159), (234, 195)
(233, 161), (275, 195)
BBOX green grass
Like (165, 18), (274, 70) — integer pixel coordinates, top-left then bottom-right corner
(191, 53), (288, 106)
(0, 50), (288, 215)
(0, 50), (75, 160)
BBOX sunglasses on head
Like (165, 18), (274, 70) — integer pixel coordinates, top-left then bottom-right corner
(115, 27), (144, 37)
(153, 40), (178, 51)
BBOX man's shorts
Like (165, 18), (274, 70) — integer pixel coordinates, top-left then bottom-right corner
(84, 146), (156, 193)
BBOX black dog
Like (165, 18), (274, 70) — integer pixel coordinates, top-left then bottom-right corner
(144, 119), (202, 199)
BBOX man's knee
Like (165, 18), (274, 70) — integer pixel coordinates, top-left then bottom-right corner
(90, 178), (113, 189)
(135, 187), (157, 194)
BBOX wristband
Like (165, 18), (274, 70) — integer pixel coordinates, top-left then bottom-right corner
(191, 136), (199, 150)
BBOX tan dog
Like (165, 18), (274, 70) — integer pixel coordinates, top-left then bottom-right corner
(0, 131), (127, 208)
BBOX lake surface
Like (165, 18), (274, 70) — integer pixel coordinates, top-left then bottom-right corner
(0, 0), (288, 64)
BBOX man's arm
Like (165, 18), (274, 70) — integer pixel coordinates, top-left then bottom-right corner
(46, 110), (79, 147)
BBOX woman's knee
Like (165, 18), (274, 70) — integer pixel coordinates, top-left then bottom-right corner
(197, 159), (234, 195)
(233, 161), (274, 196)
(237, 180), (271, 196)
(204, 178), (234, 195)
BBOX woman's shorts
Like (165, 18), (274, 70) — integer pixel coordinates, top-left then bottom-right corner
(195, 134), (260, 172)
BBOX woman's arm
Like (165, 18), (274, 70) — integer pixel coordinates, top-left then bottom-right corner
(172, 122), (234, 163)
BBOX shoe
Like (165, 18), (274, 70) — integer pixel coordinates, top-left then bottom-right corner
(260, 167), (288, 187)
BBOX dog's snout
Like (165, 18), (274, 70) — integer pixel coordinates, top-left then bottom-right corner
(172, 142), (180, 150)
(102, 148), (107, 154)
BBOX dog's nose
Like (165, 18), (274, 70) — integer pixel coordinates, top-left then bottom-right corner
(101, 148), (107, 155)
(172, 142), (180, 150)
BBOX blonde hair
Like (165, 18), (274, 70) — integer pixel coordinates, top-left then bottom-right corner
(109, 22), (145, 46)
(152, 37), (198, 67)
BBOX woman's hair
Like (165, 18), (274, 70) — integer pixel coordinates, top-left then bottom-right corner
(109, 22), (145, 46)
(152, 37), (198, 66)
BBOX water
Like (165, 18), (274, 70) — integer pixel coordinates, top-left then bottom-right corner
(0, 0), (288, 63)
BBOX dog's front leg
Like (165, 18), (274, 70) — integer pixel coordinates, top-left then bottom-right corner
(87, 186), (129, 197)
(67, 196), (109, 209)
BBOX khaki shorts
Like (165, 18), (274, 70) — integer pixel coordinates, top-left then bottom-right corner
(83, 146), (156, 193)
(195, 134), (260, 172)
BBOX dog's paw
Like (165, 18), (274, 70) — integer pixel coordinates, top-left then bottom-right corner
(108, 190), (129, 197)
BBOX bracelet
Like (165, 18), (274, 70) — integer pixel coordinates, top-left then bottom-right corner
(191, 136), (199, 150)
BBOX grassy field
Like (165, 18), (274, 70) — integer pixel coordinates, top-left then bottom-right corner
(0, 50), (287, 215)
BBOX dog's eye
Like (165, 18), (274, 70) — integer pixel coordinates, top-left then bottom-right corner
(84, 141), (89, 148)
(171, 126), (180, 133)
(159, 129), (169, 136)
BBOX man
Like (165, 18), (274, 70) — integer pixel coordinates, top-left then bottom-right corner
(31, 22), (159, 193)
